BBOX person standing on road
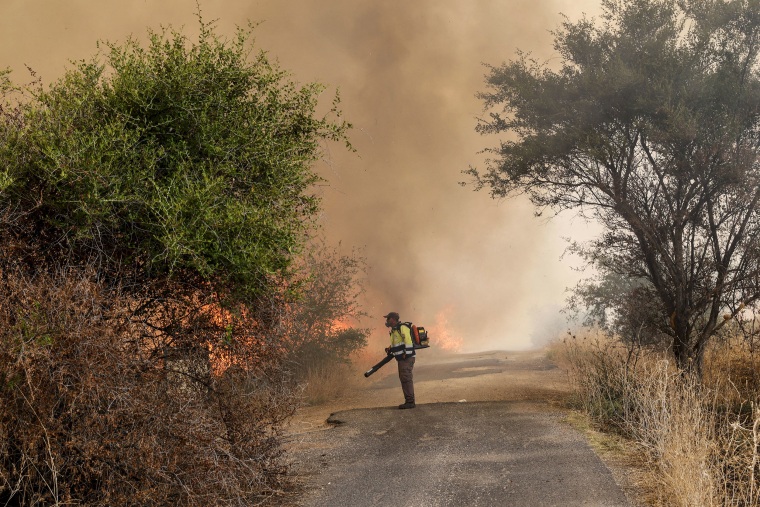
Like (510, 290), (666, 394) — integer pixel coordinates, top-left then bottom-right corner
(383, 312), (416, 409)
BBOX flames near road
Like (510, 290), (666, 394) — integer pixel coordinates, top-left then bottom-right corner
(428, 307), (464, 352)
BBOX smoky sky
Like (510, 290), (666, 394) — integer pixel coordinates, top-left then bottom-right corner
(0, 0), (601, 351)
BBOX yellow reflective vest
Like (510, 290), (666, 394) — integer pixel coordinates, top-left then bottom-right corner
(389, 324), (415, 359)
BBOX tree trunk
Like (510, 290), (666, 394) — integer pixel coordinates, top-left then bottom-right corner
(672, 331), (704, 379)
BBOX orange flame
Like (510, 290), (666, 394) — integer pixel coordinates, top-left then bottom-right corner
(428, 307), (463, 352)
(330, 318), (351, 333)
(202, 301), (276, 376)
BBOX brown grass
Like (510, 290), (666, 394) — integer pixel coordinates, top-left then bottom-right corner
(555, 332), (760, 507)
(299, 362), (359, 406)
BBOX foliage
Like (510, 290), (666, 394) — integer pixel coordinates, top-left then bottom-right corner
(470, 0), (760, 374)
(284, 240), (369, 374)
(0, 18), (353, 506)
(0, 20), (350, 302)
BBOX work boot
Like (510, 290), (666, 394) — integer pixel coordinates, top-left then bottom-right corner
(398, 402), (416, 409)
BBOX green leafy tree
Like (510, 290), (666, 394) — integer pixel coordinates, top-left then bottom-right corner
(469, 0), (760, 375)
(0, 21), (350, 301)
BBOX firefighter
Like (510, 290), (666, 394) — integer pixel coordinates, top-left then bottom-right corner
(383, 312), (416, 409)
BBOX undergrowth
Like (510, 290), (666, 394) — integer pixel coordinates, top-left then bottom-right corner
(555, 332), (760, 506)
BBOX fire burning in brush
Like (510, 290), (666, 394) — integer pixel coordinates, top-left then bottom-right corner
(330, 318), (351, 333)
(428, 306), (463, 352)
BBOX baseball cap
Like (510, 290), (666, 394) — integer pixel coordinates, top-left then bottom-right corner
(383, 312), (400, 320)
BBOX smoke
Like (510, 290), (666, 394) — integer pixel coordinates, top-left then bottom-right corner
(0, 0), (601, 351)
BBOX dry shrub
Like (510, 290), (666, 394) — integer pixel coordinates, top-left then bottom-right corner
(298, 362), (357, 406)
(555, 332), (644, 434)
(705, 339), (760, 507)
(0, 267), (297, 506)
(625, 362), (718, 506)
(296, 343), (382, 406)
(720, 405), (760, 507)
(559, 333), (760, 506)
(704, 338), (760, 408)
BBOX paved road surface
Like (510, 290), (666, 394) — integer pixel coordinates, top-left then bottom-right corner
(286, 351), (631, 507)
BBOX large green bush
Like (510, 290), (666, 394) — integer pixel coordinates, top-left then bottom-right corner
(0, 21), (349, 300)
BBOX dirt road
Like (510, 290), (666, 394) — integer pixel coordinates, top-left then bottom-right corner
(283, 350), (632, 507)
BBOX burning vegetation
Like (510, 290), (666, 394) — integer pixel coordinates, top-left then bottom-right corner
(428, 307), (464, 352)
(0, 19), (364, 506)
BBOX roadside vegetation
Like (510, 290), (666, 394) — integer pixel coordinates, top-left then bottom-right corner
(284, 240), (370, 406)
(0, 16), (366, 507)
(555, 332), (760, 506)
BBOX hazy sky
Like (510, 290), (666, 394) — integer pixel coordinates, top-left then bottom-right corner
(0, 0), (602, 351)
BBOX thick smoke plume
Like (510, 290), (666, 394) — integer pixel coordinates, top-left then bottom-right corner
(0, 0), (600, 351)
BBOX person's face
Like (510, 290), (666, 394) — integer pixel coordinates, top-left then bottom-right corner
(385, 317), (398, 327)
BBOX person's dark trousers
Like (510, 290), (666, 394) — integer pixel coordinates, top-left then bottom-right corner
(397, 356), (415, 404)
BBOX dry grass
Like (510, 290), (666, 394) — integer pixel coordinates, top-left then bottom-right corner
(299, 362), (358, 406)
(296, 346), (383, 406)
(554, 332), (760, 507)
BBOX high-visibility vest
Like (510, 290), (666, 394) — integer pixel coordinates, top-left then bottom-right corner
(389, 324), (415, 359)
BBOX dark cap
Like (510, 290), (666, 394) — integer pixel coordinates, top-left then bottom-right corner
(383, 312), (400, 320)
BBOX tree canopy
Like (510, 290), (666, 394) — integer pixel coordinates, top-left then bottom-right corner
(469, 0), (760, 373)
(0, 21), (350, 302)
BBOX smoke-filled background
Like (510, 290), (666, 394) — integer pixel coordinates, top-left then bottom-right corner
(0, 0), (601, 351)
